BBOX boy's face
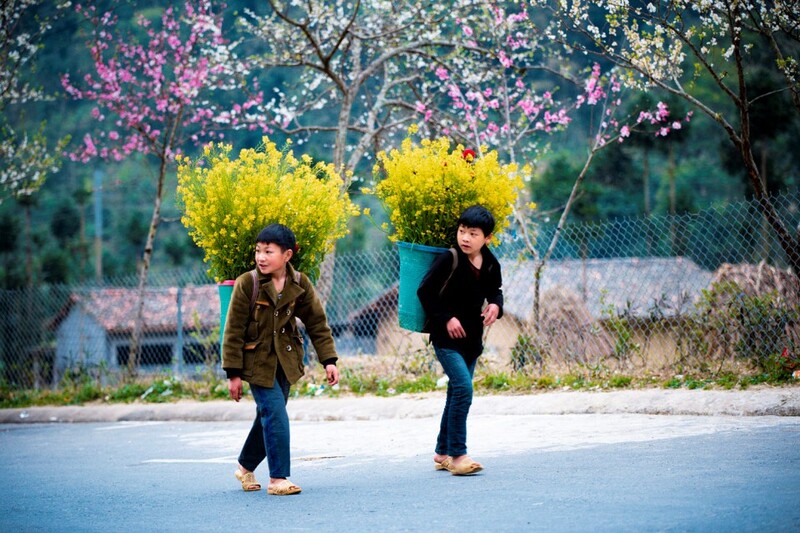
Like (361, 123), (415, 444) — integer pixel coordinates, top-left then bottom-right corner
(456, 225), (492, 257)
(255, 242), (293, 276)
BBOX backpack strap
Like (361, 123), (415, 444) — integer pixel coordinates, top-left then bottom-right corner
(249, 269), (259, 316)
(249, 268), (302, 316)
(439, 247), (458, 296)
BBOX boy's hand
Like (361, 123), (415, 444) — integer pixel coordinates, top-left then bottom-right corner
(446, 317), (466, 339)
(228, 376), (243, 402)
(325, 364), (339, 386)
(482, 304), (500, 326)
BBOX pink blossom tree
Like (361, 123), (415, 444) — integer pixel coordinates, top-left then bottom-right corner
(61, 1), (249, 375)
(411, 4), (690, 325)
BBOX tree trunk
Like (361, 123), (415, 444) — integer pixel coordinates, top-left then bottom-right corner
(127, 155), (168, 378)
(24, 203), (33, 290)
(739, 134), (800, 276)
(759, 145), (770, 262)
(532, 149), (597, 324)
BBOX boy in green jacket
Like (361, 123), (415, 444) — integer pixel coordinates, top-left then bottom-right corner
(222, 223), (339, 495)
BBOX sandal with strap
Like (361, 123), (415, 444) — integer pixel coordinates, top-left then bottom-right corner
(434, 457), (452, 471)
(448, 458), (483, 476)
(267, 479), (302, 496)
(234, 469), (262, 492)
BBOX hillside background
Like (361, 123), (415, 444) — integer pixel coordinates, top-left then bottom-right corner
(1, 0), (798, 289)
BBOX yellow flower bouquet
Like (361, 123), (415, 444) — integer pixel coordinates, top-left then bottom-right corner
(366, 126), (522, 331)
(367, 126), (522, 248)
(177, 137), (357, 282)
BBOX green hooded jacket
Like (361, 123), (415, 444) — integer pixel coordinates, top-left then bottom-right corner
(221, 263), (337, 387)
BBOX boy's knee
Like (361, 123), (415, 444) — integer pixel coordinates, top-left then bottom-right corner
(450, 381), (473, 400)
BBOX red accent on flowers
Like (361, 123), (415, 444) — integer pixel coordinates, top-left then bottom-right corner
(462, 149), (477, 161)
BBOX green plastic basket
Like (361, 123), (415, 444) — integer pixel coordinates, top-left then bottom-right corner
(217, 281), (235, 348)
(397, 241), (448, 332)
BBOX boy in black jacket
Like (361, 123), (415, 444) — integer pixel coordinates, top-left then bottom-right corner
(417, 205), (504, 475)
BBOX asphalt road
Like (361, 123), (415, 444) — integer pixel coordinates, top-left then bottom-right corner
(1, 403), (799, 532)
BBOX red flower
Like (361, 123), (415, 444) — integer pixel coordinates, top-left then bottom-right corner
(462, 148), (476, 162)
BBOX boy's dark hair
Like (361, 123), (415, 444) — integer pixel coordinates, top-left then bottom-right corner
(457, 205), (495, 236)
(256, 223), (297, 252)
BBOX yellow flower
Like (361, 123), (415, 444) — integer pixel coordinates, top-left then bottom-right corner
(177, 137), (358, 281)
(369, 133), (522, 248)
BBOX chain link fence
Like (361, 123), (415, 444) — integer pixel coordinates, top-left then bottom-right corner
(2, 191), (799, 390)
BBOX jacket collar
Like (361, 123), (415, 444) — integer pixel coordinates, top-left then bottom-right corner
(257, 263), (304, 307)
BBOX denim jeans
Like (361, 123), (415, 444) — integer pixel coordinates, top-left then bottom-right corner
(238, 365), (291, 478)
(434, 347), (477, 457)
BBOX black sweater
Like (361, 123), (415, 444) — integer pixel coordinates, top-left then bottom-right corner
(417, 246), (504, 361)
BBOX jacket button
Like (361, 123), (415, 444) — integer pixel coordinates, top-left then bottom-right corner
(274, 310), (279, 317)
(286, 345), (292, 351)
(280, 327), (285, 333)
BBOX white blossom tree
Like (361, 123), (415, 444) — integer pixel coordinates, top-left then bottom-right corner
(1, 0), (71, 289)
(527, 0), (800, 274)
(237, 0), (478, 177)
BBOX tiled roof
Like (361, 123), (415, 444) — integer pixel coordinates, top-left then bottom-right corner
(502, 256), (713, 321)
(53, 285), (220, 334)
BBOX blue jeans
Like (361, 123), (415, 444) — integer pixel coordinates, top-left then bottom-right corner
(434, 347), (477, 457)
(238, 365), (291, 478)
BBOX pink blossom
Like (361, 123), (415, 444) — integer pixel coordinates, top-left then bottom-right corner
(656, 101), (669, 121)
(435, 67), (449, 81)
(620, 125), (630, 138)
(83, 134), (97, 157)
(517, 99), (538, 116)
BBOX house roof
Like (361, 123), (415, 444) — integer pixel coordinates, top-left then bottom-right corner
(501, 256), (713, 321)
(340, 256), (713, 332)
(49, 285), (220, 334)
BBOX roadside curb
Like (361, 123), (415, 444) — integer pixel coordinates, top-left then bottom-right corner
(2, 387), (799, 424)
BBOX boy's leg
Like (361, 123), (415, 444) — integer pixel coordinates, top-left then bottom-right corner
(238, 415), (266, 472)
(434, 347), (476, 457)
(435, 383), (453, 456)
(250, 365), (292, 479)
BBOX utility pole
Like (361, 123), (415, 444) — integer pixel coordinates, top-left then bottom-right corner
(93, 169), (103, 283)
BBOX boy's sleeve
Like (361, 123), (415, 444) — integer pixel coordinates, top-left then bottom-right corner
(294, 274), (338, 367)
(221, 274), (251, 378)
(487, 261), (504, 319)
(417, 250), (456, 329)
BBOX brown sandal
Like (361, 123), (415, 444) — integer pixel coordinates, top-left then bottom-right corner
(267, 479), (302, 495)
(234, 469), (262, 491)
(448, 458), (483, 476)
(435, 457), (452, 471)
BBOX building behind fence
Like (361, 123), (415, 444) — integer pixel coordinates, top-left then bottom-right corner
(2, 191), (799, 389)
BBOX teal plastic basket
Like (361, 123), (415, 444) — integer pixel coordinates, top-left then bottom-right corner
(397, 241), (448, 332)
(217, 281), (235, 348)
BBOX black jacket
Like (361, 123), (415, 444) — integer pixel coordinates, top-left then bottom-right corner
(417, 246), (504, 361)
